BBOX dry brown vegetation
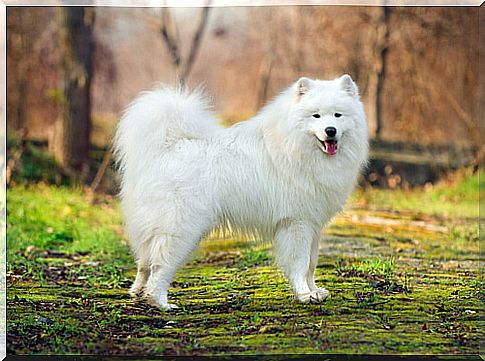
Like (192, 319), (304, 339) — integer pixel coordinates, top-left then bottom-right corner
(7, 6), (481, 151)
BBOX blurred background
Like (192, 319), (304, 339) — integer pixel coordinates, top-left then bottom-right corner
(6, 6), (483, 192)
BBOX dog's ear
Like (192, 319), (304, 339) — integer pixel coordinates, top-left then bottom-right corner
(339, 74), (358, 97)
(295, 77), (312, 98)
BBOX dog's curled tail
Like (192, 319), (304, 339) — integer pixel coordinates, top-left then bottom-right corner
(113, 84), (220, 176)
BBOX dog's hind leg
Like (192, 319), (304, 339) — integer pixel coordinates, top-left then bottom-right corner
(305, 236), (330, 301)
(129, 242), (151, 299)
(143, 233), (200, 310)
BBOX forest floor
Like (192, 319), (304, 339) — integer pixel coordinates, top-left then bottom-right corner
(6, 171), (483, 356)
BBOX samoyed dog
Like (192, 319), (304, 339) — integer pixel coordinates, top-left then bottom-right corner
(113, 74), (368, 310)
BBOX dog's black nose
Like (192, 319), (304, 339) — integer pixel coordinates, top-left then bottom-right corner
(325, 127), (337, 138)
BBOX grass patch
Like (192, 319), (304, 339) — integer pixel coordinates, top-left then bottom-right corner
(336, 257), (395, 279)
(351, 169), (481, 218)
(7, 184), (131, 287)
(239, 249), (271, 268)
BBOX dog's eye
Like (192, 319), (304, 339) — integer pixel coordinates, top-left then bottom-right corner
(312, 114), (321, 118)
(334, 113), (342, 118)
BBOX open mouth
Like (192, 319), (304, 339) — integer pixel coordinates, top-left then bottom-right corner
(317, 137), (338, 156)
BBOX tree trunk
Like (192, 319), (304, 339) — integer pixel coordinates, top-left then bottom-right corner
(50, 7), (95, 174)
(375, 6), (389, 139)
(7, 10), (32, 132)
(478, 7), (485, 170)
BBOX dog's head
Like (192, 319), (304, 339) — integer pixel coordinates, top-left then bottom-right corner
(289, 74), (368, 157)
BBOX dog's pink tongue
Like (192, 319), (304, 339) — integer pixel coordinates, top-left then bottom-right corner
(325, 141), (337, 155)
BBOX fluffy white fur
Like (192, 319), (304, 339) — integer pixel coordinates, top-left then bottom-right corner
(113, 75), (369, 310)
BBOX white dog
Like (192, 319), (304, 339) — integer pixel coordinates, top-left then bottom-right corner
(113, 74), (368, 310)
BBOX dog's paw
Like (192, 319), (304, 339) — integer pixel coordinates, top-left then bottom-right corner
(296, 288), (330, 303)
(128, 287), (145, 299)
(150, 299), (179, 311)
(160, 303), (179, 311)
(315, 287), (331, 301)
(143, 293), (179, 311)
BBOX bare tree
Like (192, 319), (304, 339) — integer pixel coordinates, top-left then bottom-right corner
(50, 7), (95, 175)
(7, 9), (35, 132)
(7, 8), (61, 141)
(375, 6), (389, 139)
(160, 6), (210, 86)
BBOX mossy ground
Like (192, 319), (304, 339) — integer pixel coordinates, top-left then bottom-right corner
(6, 172), (483, 356)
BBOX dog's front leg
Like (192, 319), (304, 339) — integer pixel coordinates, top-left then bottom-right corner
(305, 236), (330, 301)
(274, 221), (328, 303)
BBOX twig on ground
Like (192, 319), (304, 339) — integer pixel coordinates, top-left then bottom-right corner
(89, 150), (112, 193)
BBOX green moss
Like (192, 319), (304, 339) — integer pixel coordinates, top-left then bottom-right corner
(7, 177), (482, 355)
